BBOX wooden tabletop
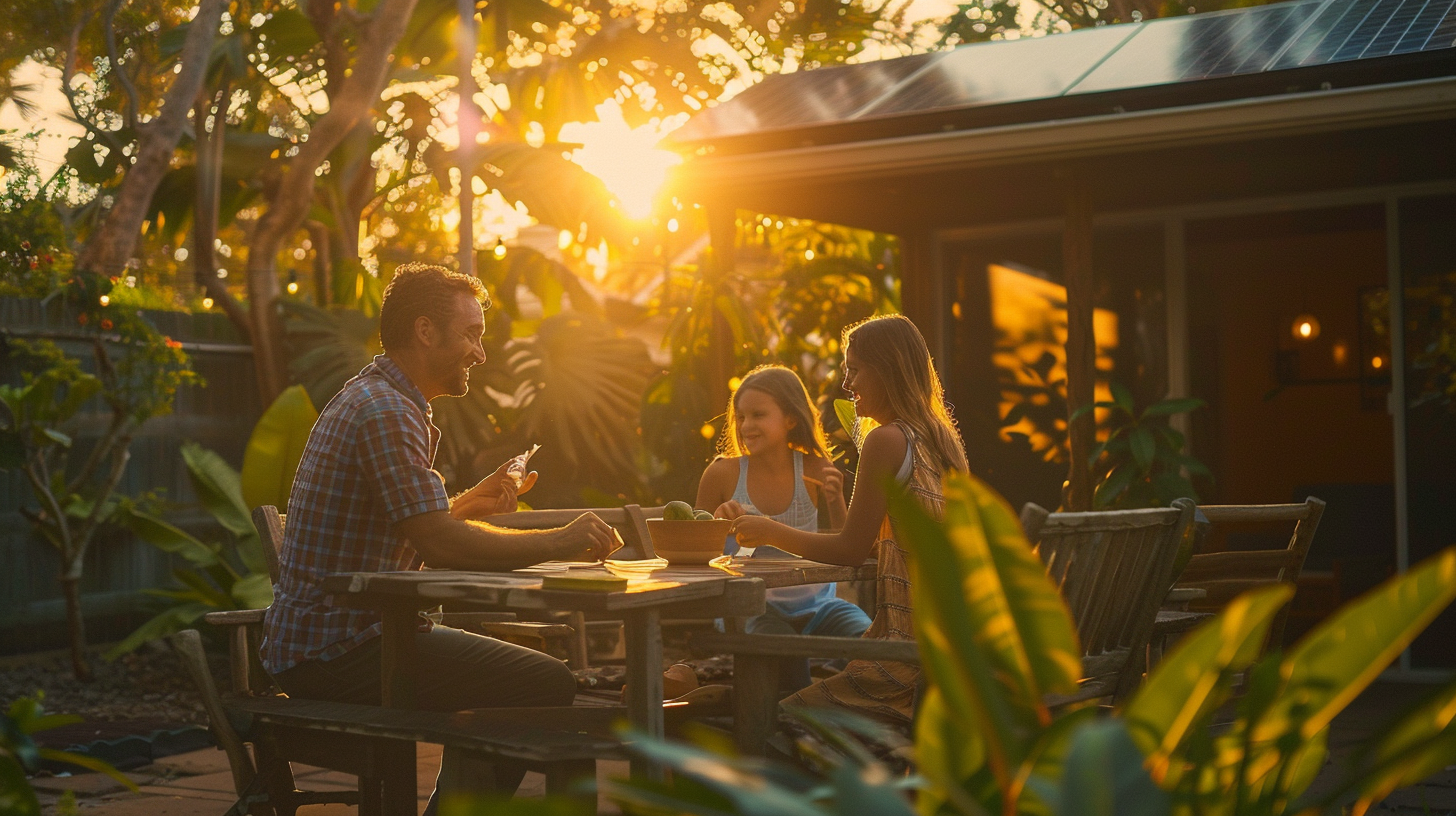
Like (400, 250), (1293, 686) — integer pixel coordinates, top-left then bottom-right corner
(321, 558), (876, 613)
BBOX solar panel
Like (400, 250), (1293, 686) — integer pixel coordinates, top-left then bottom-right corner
(1068, 1), (1323, 94)
(856, 26), (1136, 117)
(666, 53), (939, 143)
(668, 0), (1456, 147)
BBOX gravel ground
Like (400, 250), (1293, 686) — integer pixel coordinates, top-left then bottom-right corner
(0, 640), (216, 727)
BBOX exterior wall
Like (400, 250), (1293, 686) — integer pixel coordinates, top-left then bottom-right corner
(0, 296), (261, 653)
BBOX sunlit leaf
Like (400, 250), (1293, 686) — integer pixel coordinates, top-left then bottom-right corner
(241, 385), (318, 512)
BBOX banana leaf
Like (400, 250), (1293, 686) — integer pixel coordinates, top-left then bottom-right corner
(241, 385), (318, 512)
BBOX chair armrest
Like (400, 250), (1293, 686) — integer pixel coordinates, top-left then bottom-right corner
(204, 609), (266, 627)
(439, 612), (519, 627)
(689, 632), (920, 664)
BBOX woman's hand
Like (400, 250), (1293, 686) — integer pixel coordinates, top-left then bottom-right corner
(450, 459), (538, 520)
(731, 515), (789, 549)
(713, 500), (750, 520)
(818, 462), (844, 506)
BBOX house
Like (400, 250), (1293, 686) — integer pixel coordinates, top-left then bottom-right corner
(667, 0), (1456, 670)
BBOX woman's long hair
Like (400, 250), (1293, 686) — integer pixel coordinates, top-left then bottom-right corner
(719, 365), (834, 461)
(843, 315), (969, 483)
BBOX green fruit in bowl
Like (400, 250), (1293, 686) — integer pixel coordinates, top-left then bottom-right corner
(693, 510), (715, 521)
(663, 501), (695, 521)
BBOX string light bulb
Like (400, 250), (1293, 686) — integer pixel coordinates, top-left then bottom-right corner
(202, 297), (215, 309)
(493, 241), (507, 260)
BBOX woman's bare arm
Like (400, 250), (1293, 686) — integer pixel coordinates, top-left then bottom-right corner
(733, 426), (907, 566)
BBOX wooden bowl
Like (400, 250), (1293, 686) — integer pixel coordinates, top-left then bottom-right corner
(647, 519), (732, 565)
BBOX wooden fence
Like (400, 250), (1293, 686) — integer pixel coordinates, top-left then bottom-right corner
(0, 296), (262, 654)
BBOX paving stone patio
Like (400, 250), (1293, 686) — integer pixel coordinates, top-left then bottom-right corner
(29, 679), (1456, 815)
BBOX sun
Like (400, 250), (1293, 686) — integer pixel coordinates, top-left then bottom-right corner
(561, 101), (686, 220)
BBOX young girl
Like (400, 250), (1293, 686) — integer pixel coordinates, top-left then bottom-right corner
(695, 365), (869, 691)
(731, 315), (969, 726)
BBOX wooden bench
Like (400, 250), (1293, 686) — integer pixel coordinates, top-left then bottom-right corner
(171, 505), (659, 815)
(173, 628), (620, 815)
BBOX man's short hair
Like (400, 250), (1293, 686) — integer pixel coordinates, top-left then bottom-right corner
(378, 262), (490, 353)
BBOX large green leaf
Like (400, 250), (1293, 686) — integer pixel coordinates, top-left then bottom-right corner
(0, 756), (40, 816)
(231, 572), (274, 609)
(894, 478), (1030, 806)
(1316, 681), (1456, 813)
(181, 443), (253, 540)
(1252, 547), (1456, 745)
(103, 602), (211, 660)
(121, 507), (220, 567)
(1055, 719), (1169, 816)
(241, 385), (318, 512)
(1123, 584), (1294, 774)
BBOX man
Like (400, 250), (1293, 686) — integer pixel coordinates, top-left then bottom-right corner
(261, 262), (613, 796)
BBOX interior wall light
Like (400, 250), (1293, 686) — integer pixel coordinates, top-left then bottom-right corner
(1291, 314), (1321, 341)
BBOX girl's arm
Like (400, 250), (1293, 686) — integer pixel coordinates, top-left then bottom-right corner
(734, 425), (908, 566)
(695, 458), (744, 518)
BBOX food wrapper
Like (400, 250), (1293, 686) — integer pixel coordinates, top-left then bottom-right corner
(505, 444), (541, 487)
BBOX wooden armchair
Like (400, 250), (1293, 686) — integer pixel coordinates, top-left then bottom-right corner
(1021, 498), (1198, 702)
(1172, 498), (1327, 652)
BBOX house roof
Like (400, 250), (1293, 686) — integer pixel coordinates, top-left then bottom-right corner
(666, 0), (1456, 155)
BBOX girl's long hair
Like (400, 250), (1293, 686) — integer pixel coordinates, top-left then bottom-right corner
(843, 315), (969, 483)
(719, 365), (834, 461)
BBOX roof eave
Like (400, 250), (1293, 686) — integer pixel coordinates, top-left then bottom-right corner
(673, 74), (1456, 194)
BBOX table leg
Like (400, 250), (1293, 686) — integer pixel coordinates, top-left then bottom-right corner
(732, 653), (780, 757)
(380, 740), (417, 816)
(623, 607), (663, 781)
(380, 605), (419, 709)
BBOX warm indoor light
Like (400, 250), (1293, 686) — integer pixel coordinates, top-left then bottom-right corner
(1371, 355), (1385, 370)
(1291, 314), (1321, 341)
(1292, 311), (1327, 338)
(1332, 340), (1349, 366)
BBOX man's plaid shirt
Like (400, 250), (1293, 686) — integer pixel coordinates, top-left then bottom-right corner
(261, 355), (450, 675)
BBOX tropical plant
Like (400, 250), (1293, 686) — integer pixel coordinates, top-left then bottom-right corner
(1073, 384), (1210, 510)
(1, 694), (136, 816)
(112, 442), (273, 657)
(0, 272), (197, 680)
(572, 472), (1456, 816)
(240, 384), (320, 512)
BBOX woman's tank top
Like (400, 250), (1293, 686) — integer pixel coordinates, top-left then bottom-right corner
(725, 451), (837, 615)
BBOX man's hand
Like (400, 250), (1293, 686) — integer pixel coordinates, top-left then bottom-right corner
(450, 459), (538, 520)
(554, 512), (617, 562)
(713, 500), (751, 520)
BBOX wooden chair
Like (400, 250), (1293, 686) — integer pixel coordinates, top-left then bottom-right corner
(692, 499), (1197, 754)
(1021, 498), (1198, 702)
(1171, 498), (1327, 652)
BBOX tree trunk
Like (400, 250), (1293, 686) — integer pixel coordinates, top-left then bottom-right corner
(73, 0), (226, 277)
(193, 87), (251, 340)
(456, 0), (481, 276)
(705, 204), (738, 412)
(244, 0), (424, 403)
(1063, 173), (1097, 511)
(60, 574), (92, 682)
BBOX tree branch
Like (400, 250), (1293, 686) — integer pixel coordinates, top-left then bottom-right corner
(71, 435), (132, 569)
(245, 0), (424, 401)
(74, 0), (226, 277)
(104, 0), (141, 130)
(67, 410), (127, 496)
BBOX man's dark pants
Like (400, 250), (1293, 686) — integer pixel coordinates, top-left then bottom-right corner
(275, 626), (577, 808)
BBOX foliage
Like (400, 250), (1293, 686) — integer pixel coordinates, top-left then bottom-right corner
(583, 473), (1456, 816)
(1, 694), (136, 816)
(112, 442), (273, 657)
(1403, 271), (1456, 414)
(0, 272), (198, 679)
(1072, 384), (1209, 510)
(641, 218), (900, 501)
(240, 384), (320, 512)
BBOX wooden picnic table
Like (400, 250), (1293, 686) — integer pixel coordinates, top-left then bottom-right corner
(321, 557), (874, 781)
